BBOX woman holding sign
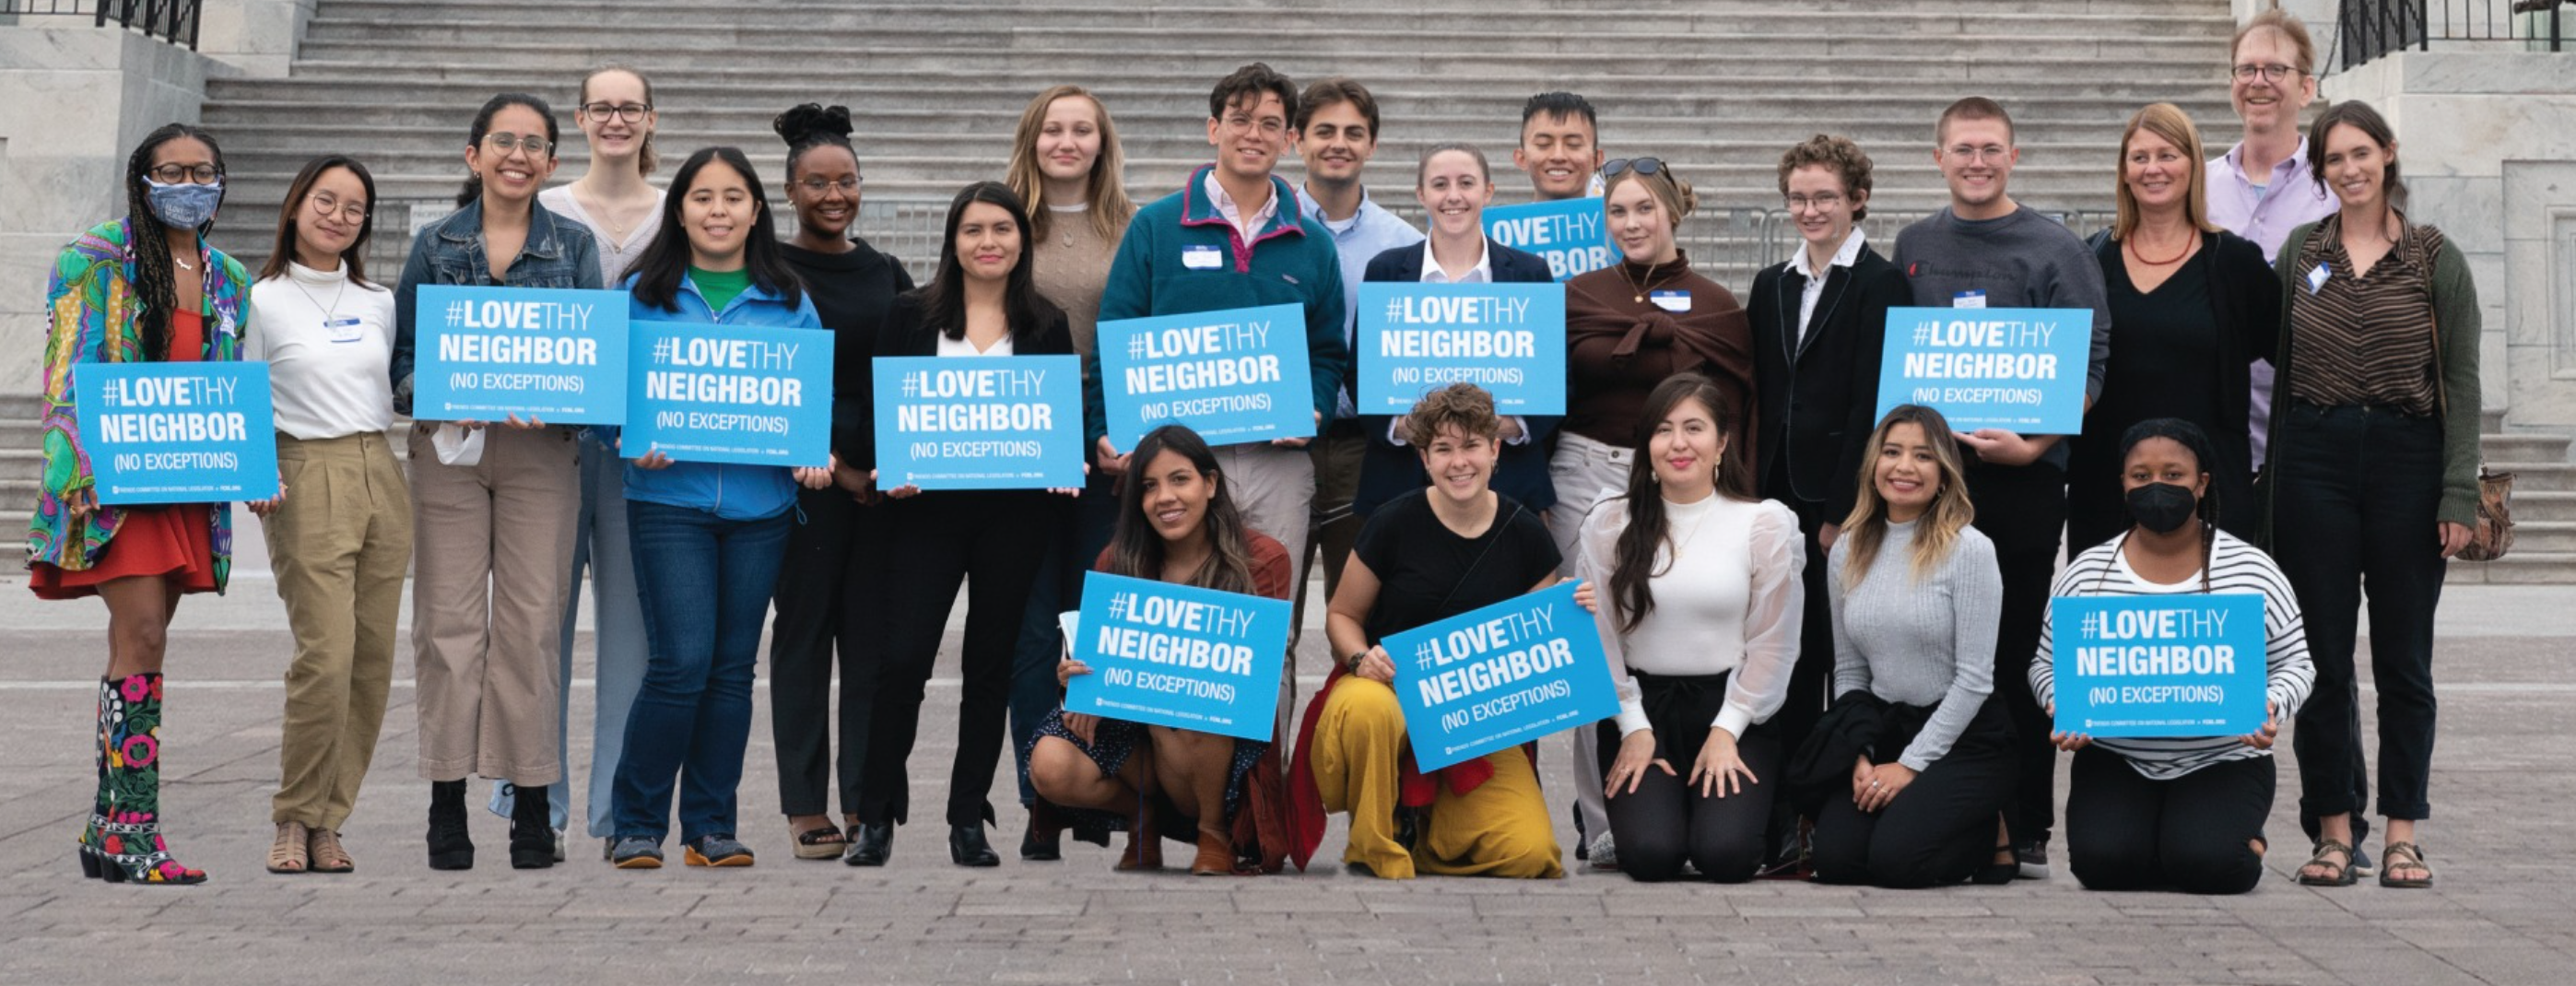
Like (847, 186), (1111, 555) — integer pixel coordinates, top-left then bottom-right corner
(392, 92), (601, 872)
(36, 123), (258, 886)
(1551, 157), (1752, 867)
(1029, 424), (1293, 874)
(1293, 382), (1565, 880)
(1801, 404), (2018, 888)
(2036, 418), (2312, 894)
(2268, 101), (2477, 891)
(604, 147), (829, 869)
(247, 154), (408, 875)
(846, 182), (1075, 869)
(1572, 373), (1802, 883)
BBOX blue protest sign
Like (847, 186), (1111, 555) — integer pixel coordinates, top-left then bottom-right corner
(1875, 307), (2091, 434)
(872, 355), (1084, 490)
(1354, 282), (1568, 415)
(1065, 572), (1291, 742)
(1481, 198), (1614, 282)
(1096, 303), (1315, 449)
(2051, 593), (2268, 738)
(1384, 581), (1620, 772)
(413, 285), (628, 423)
(623, 321), (833, 466)
(75, 361), (279, 505)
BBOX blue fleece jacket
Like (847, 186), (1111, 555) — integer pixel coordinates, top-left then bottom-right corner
(611, 270), (823, 521)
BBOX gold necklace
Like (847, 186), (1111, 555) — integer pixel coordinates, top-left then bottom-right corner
(1621, 258), (1679, 304)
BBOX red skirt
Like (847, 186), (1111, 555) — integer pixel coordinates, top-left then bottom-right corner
(29, 504), (218, 600)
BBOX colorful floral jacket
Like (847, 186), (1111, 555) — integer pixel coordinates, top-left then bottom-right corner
(29, 218), (249, 589)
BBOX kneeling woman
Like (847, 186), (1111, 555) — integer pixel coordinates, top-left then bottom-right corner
(1805, 405), (2017, 888)
(2035, 418), (2312, 895)
(1291, 383), (1563, 879)
(606, 147), (831, 869)
(1029, 424), (1293, 874)
(1576, 373), (1803, 883)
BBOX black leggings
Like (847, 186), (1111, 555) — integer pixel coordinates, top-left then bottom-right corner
(1810, 700), (2016, 888)
(2065, 746), (2275, 895)
(1594, 670), (1779, 883)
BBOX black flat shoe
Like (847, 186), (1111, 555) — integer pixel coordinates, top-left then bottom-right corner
(949, 824), (1000, 867)
(843, 822), (893, 867)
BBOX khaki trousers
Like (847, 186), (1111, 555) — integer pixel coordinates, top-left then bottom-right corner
(267, 432), (413, 828)
(407, 423), (579, 785)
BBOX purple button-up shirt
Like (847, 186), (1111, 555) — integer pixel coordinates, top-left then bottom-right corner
(2209, 136), (2339, 468)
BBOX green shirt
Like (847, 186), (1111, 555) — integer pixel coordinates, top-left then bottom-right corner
(689, 265), (753, 313)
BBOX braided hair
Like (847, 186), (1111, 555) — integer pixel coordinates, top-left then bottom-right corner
(124, 123), (227, 362)
(2116, 417), (2223, 593)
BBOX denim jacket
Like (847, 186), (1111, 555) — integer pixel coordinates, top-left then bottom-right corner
(608, 270), (822, 522)
(390, 196), (604, 416)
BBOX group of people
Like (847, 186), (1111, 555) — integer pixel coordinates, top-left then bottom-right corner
(36, 11), (2472, 894)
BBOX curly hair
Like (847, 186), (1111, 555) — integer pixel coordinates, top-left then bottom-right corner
(1401, 381), (1501, 448)
(1775, 134), (1874, 221)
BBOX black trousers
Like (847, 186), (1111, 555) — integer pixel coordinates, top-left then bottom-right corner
(767, 486), (890, 819)
(2277, 402), (2445, 823)
(2065, 746), (2274, 895)
(1594, 670), (1780, 883)
(859, 492), (1060, 828)
(1811, 698), (2016, 888)
(1964, 457), (2066, 847)
(1761, 457), (1839, 772)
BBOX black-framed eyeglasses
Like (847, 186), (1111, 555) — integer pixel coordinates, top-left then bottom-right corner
(148, 163), (223, 185)
(482, 133), (552, 156)
(2230, 64), (2300, 83)
(1601, 158), (1665, 179)
(581, 102), (653, 124)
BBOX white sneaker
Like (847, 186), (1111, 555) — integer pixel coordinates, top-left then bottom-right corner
(553, 828), (567, 863)
(1586, 832), (1619, 872)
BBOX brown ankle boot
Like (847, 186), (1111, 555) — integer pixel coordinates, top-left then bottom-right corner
(1189, 826), (1233, 876)
(1116, 804), (1162, 871)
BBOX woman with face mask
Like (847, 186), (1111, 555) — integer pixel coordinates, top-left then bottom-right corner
(38, 123), (260, 886)
(2034, 418), (2313, 895)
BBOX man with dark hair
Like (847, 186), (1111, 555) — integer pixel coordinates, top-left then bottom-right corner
(1291, 77), (1423, 644)
(1891, 96), (2111, 882)
(1514, 91), (1605, 201)
(1090, 62), (1350, 744)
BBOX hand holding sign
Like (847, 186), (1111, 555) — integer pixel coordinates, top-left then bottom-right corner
(1877, 307), (2091, 435)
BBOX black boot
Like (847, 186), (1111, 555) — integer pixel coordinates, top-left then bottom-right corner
(427, 780), (473, 870)
(843, 821), (893, 867)
(949, 823), (1000, 867)
(509, 783), (554, 869)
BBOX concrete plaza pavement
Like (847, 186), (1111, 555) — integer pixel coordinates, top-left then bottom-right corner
(1, 554), (2571, 985)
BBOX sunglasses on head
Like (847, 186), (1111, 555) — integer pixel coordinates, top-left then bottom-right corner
(1600, 158), (1665, 179)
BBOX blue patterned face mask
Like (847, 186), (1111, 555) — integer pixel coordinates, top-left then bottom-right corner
(145, 179), (224, 229)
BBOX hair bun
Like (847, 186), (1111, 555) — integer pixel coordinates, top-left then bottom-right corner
(773, 103), (854, 146)
(1671, 176), (1700, 217)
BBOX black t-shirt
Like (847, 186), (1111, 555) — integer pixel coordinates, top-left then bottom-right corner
(1353, 489), (1560, 645)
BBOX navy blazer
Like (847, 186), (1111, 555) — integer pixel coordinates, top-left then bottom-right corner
(1350, 239), (1563, 518)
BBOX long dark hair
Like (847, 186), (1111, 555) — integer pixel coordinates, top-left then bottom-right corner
(1103, 425), (1259, 595)
(624, 147), (803, 311)
(1606, 373), (1756, 634)
(1838, 405), (1975, 591)
(2116, 417), (2221, 592)
(125, 123), (226, 362)
(909, 181), (1062, 342)
(455, 92), (559, 208)
(259, 155), (378, 288)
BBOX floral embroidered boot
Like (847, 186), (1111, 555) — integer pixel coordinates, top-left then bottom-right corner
(93, 674), (206, 885)
(76, 679), (112, 878)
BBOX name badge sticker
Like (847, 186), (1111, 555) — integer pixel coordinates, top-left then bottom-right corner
(326, 316), (365, 344)
(1650, 289), (1690, 313)
(1952, 289), (1987, 310)
(1182, 245), (1224, 270)
(2305, 263), (2331, 295)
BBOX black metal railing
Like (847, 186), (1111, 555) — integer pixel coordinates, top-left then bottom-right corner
(0, 0), (199, 49)
(2343, 0), (2567, 70)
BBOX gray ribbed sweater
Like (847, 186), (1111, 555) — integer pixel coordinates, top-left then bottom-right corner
(1825, 519), (2005, 770)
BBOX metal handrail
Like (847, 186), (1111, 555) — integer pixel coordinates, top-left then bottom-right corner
(0, 0), (199, 48)
(2342, 0), (2565, 70)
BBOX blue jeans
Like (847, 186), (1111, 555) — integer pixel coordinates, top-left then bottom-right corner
(491, 433), (646, 837)
(613, 499), (791, 843)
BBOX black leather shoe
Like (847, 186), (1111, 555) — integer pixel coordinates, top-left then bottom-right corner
(427, 780), (474, 871)
(1020, 823), (1062, 862)
(949, 824), (1000, 867)
(843, 822), (893, 867)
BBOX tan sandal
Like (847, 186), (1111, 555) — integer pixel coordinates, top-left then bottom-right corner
(2297, 839), (2356, 886)
(2379, 841), (2433, 888)
(267, 821), (310, 874)
(307, 828), (355, 874)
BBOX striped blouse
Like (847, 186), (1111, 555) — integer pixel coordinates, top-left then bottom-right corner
(2029, 529), (2315, 781)
(2285, 214), (2446, 417)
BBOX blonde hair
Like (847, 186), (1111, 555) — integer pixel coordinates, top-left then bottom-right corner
(2111, 103), (2217, 241)
(2232, 9), (2318, 76)
(1839, 405), (1976, 591)
(1604, 164), (1698, 227)
(1006, 86), (1136, 243)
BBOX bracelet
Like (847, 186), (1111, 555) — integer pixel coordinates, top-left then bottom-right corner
(1344, 651), (1369, 674)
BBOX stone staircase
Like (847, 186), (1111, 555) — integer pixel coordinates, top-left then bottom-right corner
(4, 393), (42, 568)
(198, 0), (2245, 284)
(2451, 411), (2576, 584)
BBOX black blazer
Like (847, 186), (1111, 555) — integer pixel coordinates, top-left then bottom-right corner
(1351, 239), (1563, 518)
(858, 292), (1076, 472)
(1747, 241), (1911, 522)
